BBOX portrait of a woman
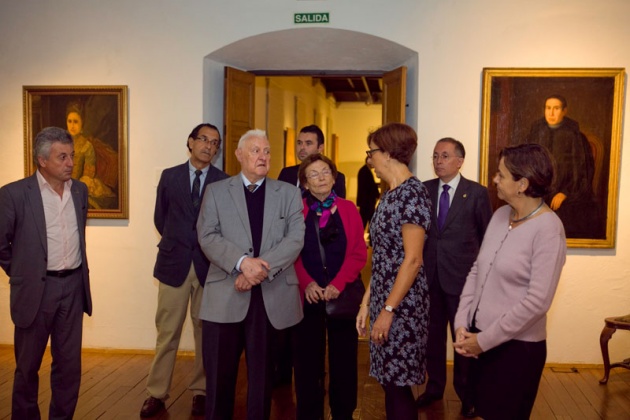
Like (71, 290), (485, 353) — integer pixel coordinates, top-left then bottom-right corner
(65, 101), (117, 209)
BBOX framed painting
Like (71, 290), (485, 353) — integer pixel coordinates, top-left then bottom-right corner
(479, 68), (624, 248)
(23, 85), (128, 219)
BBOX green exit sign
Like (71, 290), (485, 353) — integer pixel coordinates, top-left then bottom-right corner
(294, 12), (330, 24)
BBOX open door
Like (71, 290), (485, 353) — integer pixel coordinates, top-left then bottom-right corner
(382, 66), (407, 124)
(224, 66), (255, 175)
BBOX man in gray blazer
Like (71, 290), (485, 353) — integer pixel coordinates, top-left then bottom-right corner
(417, 138), (492, 418)
(197, 129), (304, 420)
(140, 124), (228, 418)
(0, 127), (92, 419)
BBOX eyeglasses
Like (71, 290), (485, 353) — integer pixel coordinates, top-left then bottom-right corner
(195, 136), (220, 147)
(432, 153), (460, 162)
(366, 148), (382, 158)
(306, 169), (332, 179)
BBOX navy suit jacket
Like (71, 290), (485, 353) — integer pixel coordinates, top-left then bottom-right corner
(0, 174), (91, 328)
(423, 175), (492, 296)
(278, 164), (346, 198)
(153, 162), (228, 287)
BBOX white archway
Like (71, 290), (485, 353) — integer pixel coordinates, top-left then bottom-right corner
(202, 27), (419, 141)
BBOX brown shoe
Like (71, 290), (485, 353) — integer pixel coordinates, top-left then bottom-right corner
(140, 396), (165, 418)
(192, 395), (206, 416)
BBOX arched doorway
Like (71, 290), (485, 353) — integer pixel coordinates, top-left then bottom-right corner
(203, 28), (419, 172)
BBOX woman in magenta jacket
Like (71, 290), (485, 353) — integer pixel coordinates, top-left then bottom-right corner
(292, 153), (367, 420)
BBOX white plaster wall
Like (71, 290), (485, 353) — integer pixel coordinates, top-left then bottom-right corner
(0, 0), (629, 364)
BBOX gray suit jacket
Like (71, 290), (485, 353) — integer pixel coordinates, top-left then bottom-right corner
(423, 175), (492, 296)
(197, 176), (305, 330)
(0, 174), (92, 328)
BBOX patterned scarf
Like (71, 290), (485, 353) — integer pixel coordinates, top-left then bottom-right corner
(308, 190), (338, 228)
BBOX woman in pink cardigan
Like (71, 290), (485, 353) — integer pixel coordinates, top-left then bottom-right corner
(454, 143), (567, 419)
(292, 153), (367, 420)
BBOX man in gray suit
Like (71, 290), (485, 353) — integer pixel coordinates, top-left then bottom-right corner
(417, 138), (492, 418)
(0, 127), (92, 419)
(197, 129), (304, 420)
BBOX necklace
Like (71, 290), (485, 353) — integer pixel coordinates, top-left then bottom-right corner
(509, 199), (544, 231)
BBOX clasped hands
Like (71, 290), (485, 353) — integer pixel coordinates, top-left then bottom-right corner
(234, 257), (270, 292)
(453, 327), (483, 358)
(304, 281), (339, 304)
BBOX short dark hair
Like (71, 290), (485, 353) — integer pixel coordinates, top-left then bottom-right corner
(436, 137), (466, 158)
(499, 143), (554, 198)
(369, 123), (417, 166)
(187, 123), (221, 151)
(33, 127), (73, 167)
(297, 153), (338, 188)
(545, 94), (567, 109)
(299, 124), (325, 147)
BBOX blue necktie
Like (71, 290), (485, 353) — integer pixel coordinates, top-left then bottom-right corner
(437, 184), (450, 230)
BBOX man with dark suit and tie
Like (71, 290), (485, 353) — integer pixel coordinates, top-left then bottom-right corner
(0, 127), (92, 419)
(278, 124), (346, 198)
(197, 129), (304, 420)
(416, 138), (492, 418)
(140, 124), (228, 418)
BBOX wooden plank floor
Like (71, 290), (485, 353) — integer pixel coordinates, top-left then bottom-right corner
(1, 343), (630, 419)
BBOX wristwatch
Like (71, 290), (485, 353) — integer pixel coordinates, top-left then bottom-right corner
(384, 305), (395, 313)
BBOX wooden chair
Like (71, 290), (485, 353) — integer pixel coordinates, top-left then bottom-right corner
(599, 313), (630, 384)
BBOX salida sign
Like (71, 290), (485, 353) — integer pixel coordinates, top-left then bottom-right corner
(294, 13), (330, 24)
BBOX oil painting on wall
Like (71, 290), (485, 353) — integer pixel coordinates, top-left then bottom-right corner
(24, 86), (128, 219)
(479, 68), (624, 248)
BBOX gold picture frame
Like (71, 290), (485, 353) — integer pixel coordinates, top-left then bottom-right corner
(23, 85), (128, 219)
(479, 68), (624, 248)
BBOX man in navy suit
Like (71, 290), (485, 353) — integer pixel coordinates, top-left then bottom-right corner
(0, 127), (92, 419)
(140, 124), (228, 418)
(417, 138), (492, 418)
(278, 124), (346, 198)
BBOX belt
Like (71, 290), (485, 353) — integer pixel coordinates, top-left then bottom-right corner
(46, 265), (81, 278)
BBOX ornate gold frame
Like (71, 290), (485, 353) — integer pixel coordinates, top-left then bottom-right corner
(479, 68), (624, 248)
(23, 85), (128, 219)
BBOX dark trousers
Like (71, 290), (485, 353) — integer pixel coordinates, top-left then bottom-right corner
(202, 286), (275, 420)
(292, 301), (358, 420)
(382, 384), (416, 420)
(12, 271), (85, 420)
(471, 339), (546, 420)
(425, 282), (472, 404)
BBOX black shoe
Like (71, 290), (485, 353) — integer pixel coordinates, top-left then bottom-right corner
(461, 403), (476, 418)
(192, 395), (206, 416)
(416, 392), (443, 408)
(140, 396), (165, 418)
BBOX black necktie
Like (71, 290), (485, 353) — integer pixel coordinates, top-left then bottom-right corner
(437, 184), (450, 230)
(192, 170), (202, 209)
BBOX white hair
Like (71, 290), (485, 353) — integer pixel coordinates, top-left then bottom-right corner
(237, 129), (267, 149)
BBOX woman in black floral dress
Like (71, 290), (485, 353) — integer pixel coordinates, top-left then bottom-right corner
(356, 123), (432, 420)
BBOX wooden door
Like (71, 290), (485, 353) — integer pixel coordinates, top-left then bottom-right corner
(224, 66), (255, 175)
(382, 66), (407, 124)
